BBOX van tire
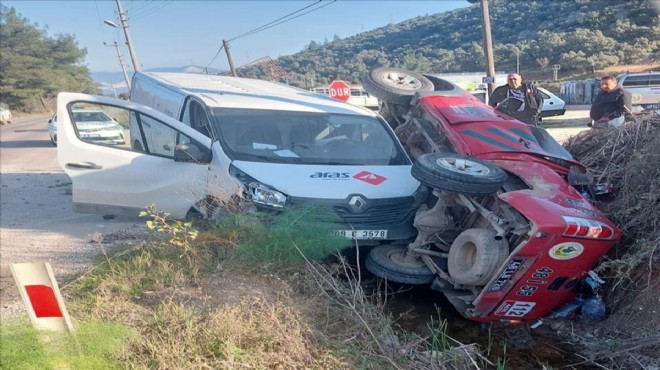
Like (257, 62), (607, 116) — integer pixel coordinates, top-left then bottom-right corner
(411, 153), (507, 195)
(366, 245), (435, 285)
(362, 68), (434, 104)
(448, 228), (510, 286)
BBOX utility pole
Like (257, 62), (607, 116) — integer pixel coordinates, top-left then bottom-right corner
(479, 0), (496, 96)
(223, 39), (237, 77)
(107, 0), (140, 71)
(103, 41), (131, 90)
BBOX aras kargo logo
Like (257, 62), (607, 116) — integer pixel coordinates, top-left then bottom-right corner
(353, 171), (387, 185)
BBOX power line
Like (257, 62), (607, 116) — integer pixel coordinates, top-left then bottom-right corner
(204, 44), (225, 72)
(228, 0), (323, 42)
(130, 0), (171, 21)
(230, 0), (337, 42)
(205, 0), (336, 70)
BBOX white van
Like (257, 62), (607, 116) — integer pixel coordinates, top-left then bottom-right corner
(55, 72), (424, 242)
(617, 72), (660, 111)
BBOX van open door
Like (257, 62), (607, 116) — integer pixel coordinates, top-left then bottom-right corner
(56, 93), (215, 218)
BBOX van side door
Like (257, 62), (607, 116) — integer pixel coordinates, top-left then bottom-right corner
(56, 92), (213, 218)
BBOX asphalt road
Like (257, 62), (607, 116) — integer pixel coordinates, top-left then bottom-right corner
(0, 114), (145, 318)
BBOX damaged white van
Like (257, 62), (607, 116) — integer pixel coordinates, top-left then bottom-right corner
(56, 72), (425, 242)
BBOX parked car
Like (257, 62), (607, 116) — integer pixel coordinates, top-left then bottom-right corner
(48, 109), (126, 146)
(361, 67), (621, 323)
(471, 87), (566, 118)
(0, 107), (12, 124)
(617, 72), (660, 111)
(54, 72), (426, 244)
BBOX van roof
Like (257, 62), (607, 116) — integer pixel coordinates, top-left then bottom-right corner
(141, 72), (377, 116)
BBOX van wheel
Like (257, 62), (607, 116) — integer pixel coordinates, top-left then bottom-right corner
(366, 245), (435, 285)
(362, 68), (434, 104)
(448, 228), (509, 286)
(411, 153), (507, 195)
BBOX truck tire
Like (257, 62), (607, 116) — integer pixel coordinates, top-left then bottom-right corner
(411, 153), (507, 195)
(422, 74), (458, 92)
(448, 228), (509, 286)
(366, 244), (435, 285)
(362, 68), (434, 104)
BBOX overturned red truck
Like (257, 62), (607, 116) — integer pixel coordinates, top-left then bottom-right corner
(362, 68), (621, 322)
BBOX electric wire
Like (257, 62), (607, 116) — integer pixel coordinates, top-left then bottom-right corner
(227, 0), (323, 42)
(229, 0), (336, 42)
(205, 0), (336, 70)
(130, 1), (171, 21)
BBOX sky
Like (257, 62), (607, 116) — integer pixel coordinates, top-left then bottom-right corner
(5, 0), (470, 73)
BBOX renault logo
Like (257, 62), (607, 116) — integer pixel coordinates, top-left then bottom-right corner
(348, 195), (368, 213)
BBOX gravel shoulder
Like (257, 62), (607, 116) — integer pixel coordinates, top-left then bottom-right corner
(0, 116), (146, 319)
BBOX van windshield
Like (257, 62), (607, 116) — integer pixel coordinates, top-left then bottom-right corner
(209, 108), (409, 165)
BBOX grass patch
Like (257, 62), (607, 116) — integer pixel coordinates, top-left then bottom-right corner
(0, 319), (135, 369)
(214, 204), (349, 267)
(52, 204), (490, 369)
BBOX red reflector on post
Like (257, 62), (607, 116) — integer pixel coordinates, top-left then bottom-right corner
(24, 285), (63, 318)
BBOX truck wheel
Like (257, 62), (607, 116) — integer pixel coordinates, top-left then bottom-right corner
(411, 153), (507, 195)
(422, 74), (458, 92)
(366, 245), (435, 285)
(448, 228), (509, 286)
(362, 67), (434, 104)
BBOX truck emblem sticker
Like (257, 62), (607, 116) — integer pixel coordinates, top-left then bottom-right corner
(548, 242), (584, 260)
(488, 258), (525, 292)
(494, 300), (536, 318)
(352, 171), (387, 185)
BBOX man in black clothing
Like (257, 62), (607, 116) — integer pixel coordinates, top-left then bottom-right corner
(589, 76), (627, 128)
(489, 73), (543, 125)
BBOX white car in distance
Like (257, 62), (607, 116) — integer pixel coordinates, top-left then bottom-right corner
(0, 107), (11, 124)
(48, 109), (126, 146)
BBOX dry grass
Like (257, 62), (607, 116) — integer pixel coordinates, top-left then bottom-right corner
(562, 112), (660, 368)
(62, 207), (490, 369)
(596, 60), (660, 75)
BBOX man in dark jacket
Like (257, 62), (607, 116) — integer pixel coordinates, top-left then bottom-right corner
(589, 76), (627, 128)
(489, 73), (543, 125)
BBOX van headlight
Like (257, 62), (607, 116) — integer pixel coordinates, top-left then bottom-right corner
(248, 183), (287, 208)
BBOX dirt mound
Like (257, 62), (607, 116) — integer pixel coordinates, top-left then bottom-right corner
(562, 112), (660, 367)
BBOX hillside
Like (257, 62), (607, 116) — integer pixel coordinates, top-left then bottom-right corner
(245, 0), (659, 87)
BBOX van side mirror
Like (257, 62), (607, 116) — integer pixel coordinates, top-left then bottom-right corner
(174, 143), (211, 164)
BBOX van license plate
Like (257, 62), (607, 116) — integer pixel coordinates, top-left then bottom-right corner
(335, 230), (388, 240)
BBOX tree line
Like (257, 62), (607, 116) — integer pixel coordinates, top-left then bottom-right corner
(238, 0), (659, 88)
(0, 7), (97, 112)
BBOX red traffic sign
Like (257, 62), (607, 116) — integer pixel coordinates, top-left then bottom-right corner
(328, 80), (351, 102)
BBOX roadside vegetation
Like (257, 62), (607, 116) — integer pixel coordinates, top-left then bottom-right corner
(0, 6), (97, 113)
(562, 112), (660, 368)
(1, 204), (501, 369)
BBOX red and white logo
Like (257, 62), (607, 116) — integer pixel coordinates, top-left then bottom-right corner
(353, 171), (387, 185)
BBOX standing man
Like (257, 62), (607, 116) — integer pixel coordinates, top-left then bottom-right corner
(589, 76), (627, 128)
(489, 73), (543, 125)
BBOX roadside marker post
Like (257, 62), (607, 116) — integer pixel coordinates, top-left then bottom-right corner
(10, 262), (74, 332)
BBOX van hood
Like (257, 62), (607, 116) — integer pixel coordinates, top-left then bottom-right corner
(231, 161), (420, 199)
